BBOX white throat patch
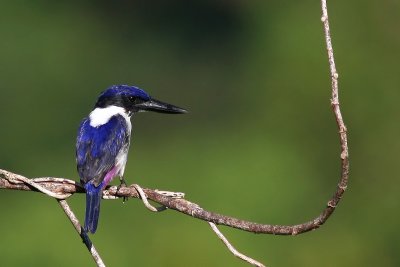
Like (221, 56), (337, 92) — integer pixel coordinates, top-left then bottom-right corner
(89, 106), (130, 128)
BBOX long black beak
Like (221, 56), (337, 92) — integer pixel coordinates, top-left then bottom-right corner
(135, 98), (187, 114)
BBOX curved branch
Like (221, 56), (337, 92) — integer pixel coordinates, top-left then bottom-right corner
(0, 1), (347, 266)
(0, 0), (347, 239)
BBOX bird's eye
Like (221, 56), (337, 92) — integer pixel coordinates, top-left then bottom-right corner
(128, 96), (142, 105)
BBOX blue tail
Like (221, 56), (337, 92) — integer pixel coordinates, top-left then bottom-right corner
(84, 183), (102, 234)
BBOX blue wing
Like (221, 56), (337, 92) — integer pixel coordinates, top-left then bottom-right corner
(76, 115), (130, 187)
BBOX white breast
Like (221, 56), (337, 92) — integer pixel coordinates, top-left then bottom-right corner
(89, 106), (131, 132)
(115, 147), (130, 177)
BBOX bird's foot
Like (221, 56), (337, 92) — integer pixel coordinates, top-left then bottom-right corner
(117, 177), (128, 203)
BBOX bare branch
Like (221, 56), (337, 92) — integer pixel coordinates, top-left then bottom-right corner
(0, 1), (348, 240)
(209, 222), (266, 267)
(0, 169), (106, 266)
(1, 142), (348, 236)
(0, 169), (72, 199)
(58, 199), (105, 267)
(320, 0), (350, 211)
(132, 183), (167, 212)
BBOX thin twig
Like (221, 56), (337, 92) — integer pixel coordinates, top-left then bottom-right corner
(209, 222), (266, 267)
(320, 0), (350, 211)
(57, 199), (105, 267)
(132, 184), (167, 212)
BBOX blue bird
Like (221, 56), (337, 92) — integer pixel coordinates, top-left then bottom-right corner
(76, 85), (187, 234)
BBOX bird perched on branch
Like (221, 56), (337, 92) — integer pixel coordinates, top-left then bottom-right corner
(76, 85), (187, 233)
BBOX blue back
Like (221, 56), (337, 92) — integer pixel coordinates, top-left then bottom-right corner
(76, 115), (130, 187)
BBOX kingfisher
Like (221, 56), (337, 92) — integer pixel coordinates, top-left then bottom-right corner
(76, 85), (187, 234)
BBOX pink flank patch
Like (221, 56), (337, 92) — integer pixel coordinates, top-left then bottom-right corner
(102, 166), (118, 189)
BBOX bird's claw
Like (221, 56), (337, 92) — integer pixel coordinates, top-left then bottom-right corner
(117, 177), (128, 203)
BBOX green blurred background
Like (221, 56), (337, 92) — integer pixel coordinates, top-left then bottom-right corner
(1, 1), (399, 266)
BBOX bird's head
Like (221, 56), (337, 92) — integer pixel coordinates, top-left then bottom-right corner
(95, 85), (187, 115)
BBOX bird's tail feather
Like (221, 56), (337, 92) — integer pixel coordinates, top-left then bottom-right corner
(84, 183), (102, 234)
